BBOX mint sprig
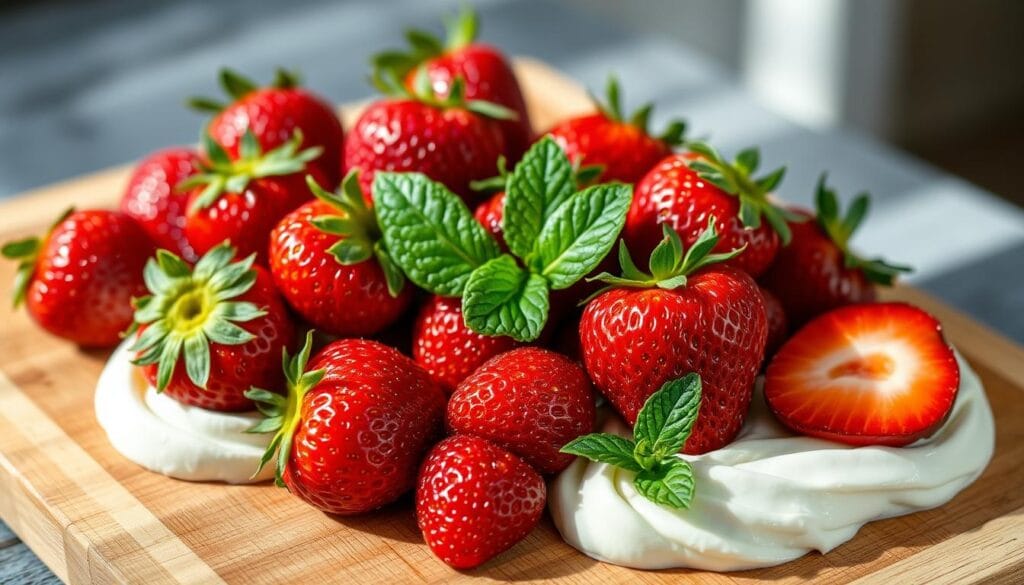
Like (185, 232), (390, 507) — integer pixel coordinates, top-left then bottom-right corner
(562, 374), (703, 510)
(373, 136), (632, 342)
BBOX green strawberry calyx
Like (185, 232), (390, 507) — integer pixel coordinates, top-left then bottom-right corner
(187, 67), (302, 113)
(128, 243), (267, 392)
(685, 141), (801, 244)
(180, 129), (322, 213)
(372, 66), (517, 121)
(584, 217), (744, 302)
(813, 174), (912, 285)
(245, 330), (324, 487)
(1, 207), (74, 308)
(307, 171), (406, 297)
(562, 373), (703, 510)
(371, 7), (479, 85)
(593, 75), (687, 146)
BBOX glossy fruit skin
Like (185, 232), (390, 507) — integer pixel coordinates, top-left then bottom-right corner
(447, 347), (595, 474)
(548, 114), (672, 184)
(765, 302), (959, 446)
(284, 339), (446, 515)
(413, 295), (521, 394)
(625, 154), (780, 277)
(473, 191), (506, 247)
(416, 435), (545, 569)
(269, 200), (411, 336)
(344, 99), (506, 205)
(24, 211), (153, 347)
(184, 173), (311, 263)
(412, 44), (532, 162)
(208, 87), (343, 188)
(759, 211), (877, 329)
(140, 267), (293, 411)
(580, 267), (768, 454)
(120, 148), (202, 260)
(759, 285), (789, 361)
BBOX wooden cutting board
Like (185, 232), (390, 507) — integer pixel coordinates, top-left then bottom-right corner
(0, 59), (1021, 585)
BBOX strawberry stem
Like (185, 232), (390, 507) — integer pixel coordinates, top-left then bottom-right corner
(589, 75), (687, 146)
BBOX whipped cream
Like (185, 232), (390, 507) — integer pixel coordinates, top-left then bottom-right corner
(94, 340), (274, 483)
(550, 351), (994, 571)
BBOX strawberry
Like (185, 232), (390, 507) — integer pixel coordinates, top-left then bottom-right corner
(547, 76), (685, 184)
(765, 302), (959, 447)
(3, 209), (153, 347)
(759, 285), (789, 360)
(413, 295), (520, 394)
(129, 243), (293, 411)
(181, 131), (321, 262)
(120, 147), (202, 261)
(579, 220), (767, 454)
(416, 435), (545, 569)
(344, 73), (510, 205)
(447, 347), (595, 474)
(759, 175), (912, 328)
(190, 68), (343, 188)
(249, 332), (446, 515)
(373, 7), (532, 161)
(269, 172), (411, 337)
(624, 143), (797, 277)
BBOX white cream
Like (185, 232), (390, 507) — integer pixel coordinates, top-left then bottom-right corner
(94, 340), (274, 484)
(550, 352), (994, 571)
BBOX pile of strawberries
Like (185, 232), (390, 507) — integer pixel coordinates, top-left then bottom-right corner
(3, 9), (963, 570)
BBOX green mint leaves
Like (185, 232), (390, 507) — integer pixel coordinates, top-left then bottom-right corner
(562, 373), (703, 510)
(374, 136), (632, 341)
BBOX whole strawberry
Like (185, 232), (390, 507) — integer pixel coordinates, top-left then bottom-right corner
(345, 71), (510, 204)
(129, 243), (293, 411)
(182, 131), (321, 262)
(120, 147), (202, 260)
(191, 68), (343, 188)
(373, 7), (532, 161)
(624, 143), (797, 277)
(269, 172), (411, 337)
(3, 209), (153, 347)
(416, 435), (546, 569)
(548, 76), (685, 184)
(249, 333), (446, 515)
(760, 175), (911, 328)
(580, 220), (767, 454)
(447, 347), (595, 474)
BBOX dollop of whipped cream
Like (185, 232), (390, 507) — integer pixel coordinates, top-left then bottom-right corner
(551, 351), (994, 571)
(94, 339), (274, 484)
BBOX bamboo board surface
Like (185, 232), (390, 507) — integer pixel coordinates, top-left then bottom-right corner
(0, 59), (1022, 585)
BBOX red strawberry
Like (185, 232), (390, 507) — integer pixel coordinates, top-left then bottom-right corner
(413, 295), (520, 394)
(760, 176), (912, 328)
(182, 131), (320, 262)
(759, 285), (789, 360)
(765, 302), (959, 447)
(191, 68), (343, 188)
(416, 435), (545, 569)
(473, 189), (506, 244)
(625, 143), (796, 278)
(249, 333), (446, 515)
(120, 147), (202, 260)
(3, 209), (153, 347)
(547, 76), (685, 184)
(580, 220), (768, 454)
(447, 347), (595, 474)
(129, 244), (293, 411)
(373, 8), (532, 161)
(345, 72), (510, 205)
(269, 172), (411, 336)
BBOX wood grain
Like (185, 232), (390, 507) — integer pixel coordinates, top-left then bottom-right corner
(0, 59), (1021, 585)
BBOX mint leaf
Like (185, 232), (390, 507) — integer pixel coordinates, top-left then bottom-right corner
(561, 433), (643, 473)
(462, 255), (549, 342)
(634, 458), (695, 509)
(634, 373), (702, 458)
(503, 137), (576, 259)
(373, 172), (501, 296)
(534, 183), (632, 289)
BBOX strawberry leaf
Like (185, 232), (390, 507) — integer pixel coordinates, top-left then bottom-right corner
(504, 136), (577, 260)
(634, 458), (695, 510)
(561, 433), (643, 473)
(633, 373), (702, 458)
(462, 255), (549, 342)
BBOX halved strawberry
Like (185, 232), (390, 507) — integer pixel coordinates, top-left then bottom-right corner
(764, 302), (959, 447)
